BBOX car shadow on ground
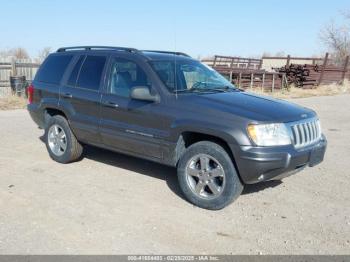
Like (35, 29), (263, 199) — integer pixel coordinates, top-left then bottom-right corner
(83, 145), (186, 200)
(39, 136), (283, 201)
(82, 145), (284, 200)
(241, 180), (282, 195)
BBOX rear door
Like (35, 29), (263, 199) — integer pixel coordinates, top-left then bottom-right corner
(34, 54), (73, 107)
(60, 54), (108, 144)
(99, 55), (165, 159)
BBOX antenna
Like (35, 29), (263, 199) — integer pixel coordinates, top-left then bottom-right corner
(174, 16), (178, 99)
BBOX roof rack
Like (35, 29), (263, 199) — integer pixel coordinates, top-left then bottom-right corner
(142, 50), (191, 58)
(57, 46), (138, 53)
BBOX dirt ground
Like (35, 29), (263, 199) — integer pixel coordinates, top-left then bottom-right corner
(0, 95), (27, 110)
(0, 94), (349, 255)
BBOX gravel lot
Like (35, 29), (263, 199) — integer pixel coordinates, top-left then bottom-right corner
(0, 94), (349, 255)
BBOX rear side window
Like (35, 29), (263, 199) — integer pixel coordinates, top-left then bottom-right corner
(37, 55), (73, 84)
(76, 56), (106, 91)
(67, 55), (85, 86)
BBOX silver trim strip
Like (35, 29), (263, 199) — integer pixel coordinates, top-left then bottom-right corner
(287, 117), (321, 149)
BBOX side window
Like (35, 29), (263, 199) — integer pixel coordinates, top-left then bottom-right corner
(151, 61), (175, 90)
(37, 55), (73, 84)
(108, 58), (151, 98)
(67, 55), (85, 86)
(76, 56), (106, 91)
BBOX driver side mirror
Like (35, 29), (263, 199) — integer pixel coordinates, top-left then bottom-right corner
(130, 86), (160, 103)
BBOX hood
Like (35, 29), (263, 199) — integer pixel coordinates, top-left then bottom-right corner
(180, 91), (315, 123)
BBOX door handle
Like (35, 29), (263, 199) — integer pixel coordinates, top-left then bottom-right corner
(102, 101), (119, 108)
(62, 93), (73, 99)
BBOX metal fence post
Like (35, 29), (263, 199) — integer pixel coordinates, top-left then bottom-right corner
(286, 55), (291, 67)
(341, 56), (349, 84)
(318, 53), (329, 86)
(213, 56), (217, 67)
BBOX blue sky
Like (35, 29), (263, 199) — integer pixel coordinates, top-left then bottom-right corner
(0, 0), (349, 58)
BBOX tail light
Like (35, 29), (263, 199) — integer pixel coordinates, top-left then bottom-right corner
(27, 84), (34, 104)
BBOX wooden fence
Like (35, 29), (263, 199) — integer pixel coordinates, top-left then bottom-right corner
(0, 58), (40, 97)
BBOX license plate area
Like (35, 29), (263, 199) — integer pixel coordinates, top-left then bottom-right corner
(309, 146), (326, 167)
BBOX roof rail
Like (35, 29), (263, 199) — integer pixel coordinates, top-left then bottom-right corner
(142, 50), (191, 58)
(57, 46), (138, 53)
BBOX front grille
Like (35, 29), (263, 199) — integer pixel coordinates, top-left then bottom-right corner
(290, 119), (321, 148)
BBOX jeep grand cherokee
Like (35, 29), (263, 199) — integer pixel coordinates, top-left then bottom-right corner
(27, 46), (327, 210)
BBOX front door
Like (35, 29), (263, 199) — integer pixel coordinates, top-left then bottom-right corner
(99, 56), (164, 159)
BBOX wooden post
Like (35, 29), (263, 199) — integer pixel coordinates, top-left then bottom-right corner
(238, 72), (242, 88)
(341, 56), (349, 84)
(213, 56), (217, 67)
(286, 55), (291, 67)
(250, 73), (254, 89)
(11, 58), (17, 76)
(262, 73), (265, 91)
(283, 73), (288, 89)
(318, 53), (329, 86)
(247, 59), (251, 69)
(272, 73), (275, 92)
(230, 57), (234, 69)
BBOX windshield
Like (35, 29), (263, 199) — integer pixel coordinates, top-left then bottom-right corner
(150, 60), (236, 93)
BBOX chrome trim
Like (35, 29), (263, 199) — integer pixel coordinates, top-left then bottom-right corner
(286, 117), (321, 149)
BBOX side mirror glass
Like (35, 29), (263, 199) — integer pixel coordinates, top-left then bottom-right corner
(130, 86), (159, 102)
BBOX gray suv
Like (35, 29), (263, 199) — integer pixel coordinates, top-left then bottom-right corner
(27, 46), (327, 210)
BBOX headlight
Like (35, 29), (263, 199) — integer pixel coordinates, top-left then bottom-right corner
(247, 123), (291, 146)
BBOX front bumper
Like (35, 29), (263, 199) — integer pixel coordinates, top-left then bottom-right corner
(232, 135), (327, 184)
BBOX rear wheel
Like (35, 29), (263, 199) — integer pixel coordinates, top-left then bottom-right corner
(177, 141), (243, 210)
(45, 115), (83, 163)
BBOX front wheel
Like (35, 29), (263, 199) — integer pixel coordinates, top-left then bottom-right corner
(177, 141), (243, 210)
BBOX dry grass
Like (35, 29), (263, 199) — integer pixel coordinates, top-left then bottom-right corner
(0, 95), (27, 110)
(249, 80), (350, 99)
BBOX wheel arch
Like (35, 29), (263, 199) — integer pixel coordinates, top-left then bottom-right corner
(174, 131), (242, 183)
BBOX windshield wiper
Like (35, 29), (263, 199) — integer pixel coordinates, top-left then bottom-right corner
(175, 88), (224, 94)
(174, 86), (238, 94)
(204, 86), (239, 92)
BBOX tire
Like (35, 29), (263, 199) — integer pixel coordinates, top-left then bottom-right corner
(44, 115), (83, 164)
(177, 141), (243, 210)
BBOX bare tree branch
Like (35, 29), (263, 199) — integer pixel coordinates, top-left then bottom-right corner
(0, 47), (29, 59)
(320, 13), (350, 64)
(37, 47), (52, 62)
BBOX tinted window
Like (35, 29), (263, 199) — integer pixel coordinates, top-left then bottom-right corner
(109, 58), (151, 97)
(67, 55), (85, 86)
(37, 55), (73, 84)
(150, 60), (234, 92)
(77, 56), (106, 90)
(150, 61), (175, 90)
